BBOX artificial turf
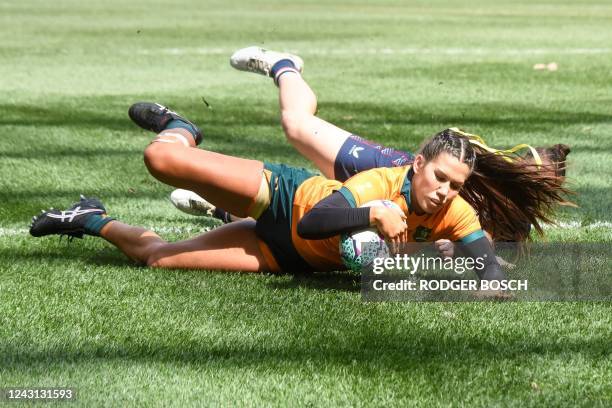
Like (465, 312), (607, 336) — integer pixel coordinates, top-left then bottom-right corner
(1, 0), (611, 406)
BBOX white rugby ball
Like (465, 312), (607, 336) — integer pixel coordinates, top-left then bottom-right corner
(339, 199), (403, 272)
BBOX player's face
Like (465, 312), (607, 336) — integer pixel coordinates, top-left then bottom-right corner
(411, 152), (471, 214)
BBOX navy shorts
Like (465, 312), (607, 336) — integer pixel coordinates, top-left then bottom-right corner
(333, 135), (415, 182)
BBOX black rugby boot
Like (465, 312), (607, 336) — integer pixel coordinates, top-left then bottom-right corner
(128, 102), (203, 145)
(30, 195), (112, 239)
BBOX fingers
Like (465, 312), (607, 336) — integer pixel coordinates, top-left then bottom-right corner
(390, 234), (406, 255)
(393, 222), (408, 241)
(387, 223), (410, 255)
(435, 239), (450, 248)
(435, 239), (454, 258)
(375, 208), (408, 244)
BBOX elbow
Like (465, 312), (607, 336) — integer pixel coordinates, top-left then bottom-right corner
(297, 212), (322, 240)
(296, 217), (312, 239)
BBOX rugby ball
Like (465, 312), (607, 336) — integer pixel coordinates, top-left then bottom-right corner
(339, 200), (403, 272)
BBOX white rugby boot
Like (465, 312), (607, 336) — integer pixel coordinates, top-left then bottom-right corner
(229, 46), (304, 77)
(170, 189), (215, 217)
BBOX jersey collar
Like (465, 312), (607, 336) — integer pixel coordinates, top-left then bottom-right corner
(401, 167), (415, 213)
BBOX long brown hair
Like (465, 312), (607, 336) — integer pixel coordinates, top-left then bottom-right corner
(419, 129), (573, 241)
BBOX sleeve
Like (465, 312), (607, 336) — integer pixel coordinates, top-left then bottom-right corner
(297, 192), (371, 239)
(458, 237), (508, 282)
(336, 168), (395, 208)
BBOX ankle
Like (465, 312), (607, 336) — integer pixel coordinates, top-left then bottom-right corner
(164, 119), (198, 145)
(156, 128), (196, 147)
(271, 59), (300, 85)
(84, 214), (115, 236)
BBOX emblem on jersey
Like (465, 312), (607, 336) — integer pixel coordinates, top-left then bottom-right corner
(413, 226), (432, 242)
(348, 145), (364, 158)
(392, 157), (409, 166)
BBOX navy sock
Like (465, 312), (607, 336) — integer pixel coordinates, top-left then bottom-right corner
(270, 59), (297, 78)
(165, 119), (197, 139)
(84, 214), (115, 236)
(213, 207), (233, 224)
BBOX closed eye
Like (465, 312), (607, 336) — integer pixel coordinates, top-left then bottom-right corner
(435, 170), (463, 191)
(435, 172), (446, 182)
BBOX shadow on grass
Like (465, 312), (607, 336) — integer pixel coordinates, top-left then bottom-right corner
(0, 189), (166, 223)
(317, 100), (612, 129)
(0, 244), (136, 268)
(2, 243), (361, 291)
(0, 315), (609, 375)
(0, 103), (130, 131)
(3, 97), (610, 171)
(2, 248), (609, 377)
(1, 147), (144, 160)
(268, 271), (361, 292)
(2, 97), (611, 136)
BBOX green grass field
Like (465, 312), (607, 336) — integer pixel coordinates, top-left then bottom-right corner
(1, 0), (611, 406)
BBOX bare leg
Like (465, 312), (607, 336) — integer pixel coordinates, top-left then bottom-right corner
(169, 73), (376, 221)
(100, 219), (272, 272)
(278, 73), (351, 178)
(100, 221), (165, 263)
(144, 128), (264, 217)
(81, 125), (274, 271)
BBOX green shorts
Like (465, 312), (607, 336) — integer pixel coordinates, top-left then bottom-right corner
(255, 162), (317, 273)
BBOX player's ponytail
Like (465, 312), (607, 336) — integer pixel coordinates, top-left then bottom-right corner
(534, 144), (571, 178)
(419, 129), (573, 241)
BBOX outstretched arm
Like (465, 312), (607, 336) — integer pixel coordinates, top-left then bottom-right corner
(297, 192), (370, 239)
(458, 236), (507, 281)
(297, 192), (407, 240)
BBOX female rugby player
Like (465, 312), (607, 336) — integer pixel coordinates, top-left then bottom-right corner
(29, 101), (568, 282)
(172, 47), (571, 245)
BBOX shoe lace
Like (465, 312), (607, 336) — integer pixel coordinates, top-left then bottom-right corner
(246, 58), (269, 73)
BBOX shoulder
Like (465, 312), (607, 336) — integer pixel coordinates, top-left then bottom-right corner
(446, 195), (478, 218)
(348, 166), (408, 180)
(432, 196), (482, 241)
(343, 166), (407, 191)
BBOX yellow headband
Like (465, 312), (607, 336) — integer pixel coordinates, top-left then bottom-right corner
(449, 127), (542, 167)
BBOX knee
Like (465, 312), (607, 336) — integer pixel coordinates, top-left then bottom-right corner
(146, 251), (169, 269)
(143, 142), (175, 178)
(137, 241), (169, 268)
(280, 110), (311, 143)
(146, 257), (163, 268)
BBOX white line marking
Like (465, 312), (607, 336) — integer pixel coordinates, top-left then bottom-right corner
(544, 221), (612, 229)
(144, 226), (213, 234)
(0, 225), (212, 237)
(137, 47), (612, 57)
(0, 228), (28, 236)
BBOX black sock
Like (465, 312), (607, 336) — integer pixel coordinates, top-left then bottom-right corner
(212, 207), (233, 224)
